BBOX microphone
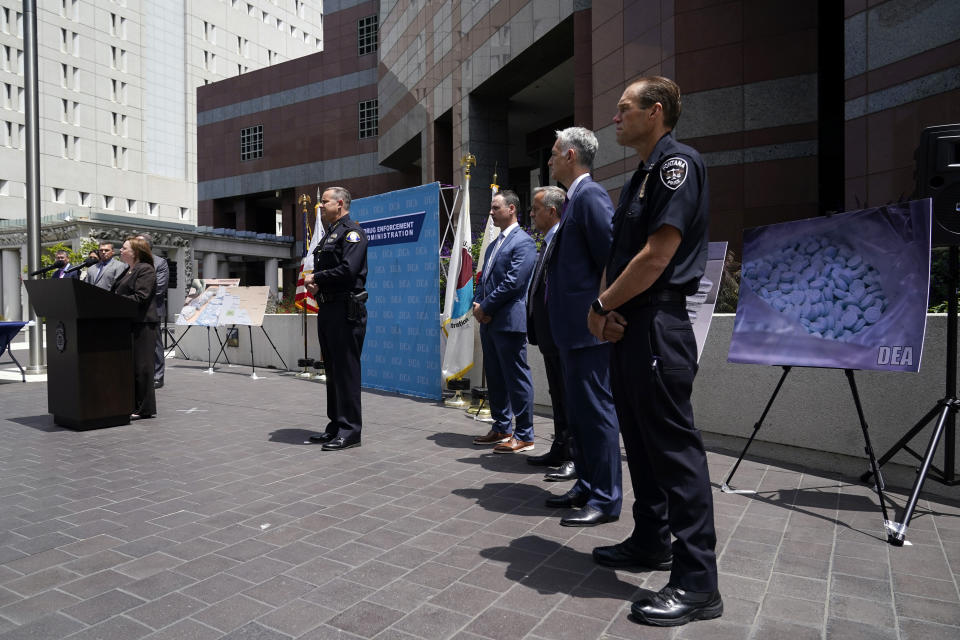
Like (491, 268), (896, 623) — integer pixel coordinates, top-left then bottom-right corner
(65, 256), (99, 274)
(29, 261), (65, 277)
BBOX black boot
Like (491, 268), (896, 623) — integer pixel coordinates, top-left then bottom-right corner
(527, 440), (564, 467)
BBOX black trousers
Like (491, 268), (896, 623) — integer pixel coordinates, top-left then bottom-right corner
(316, 300), (366, 439)
(133, 322), (158, 417)
(611, 302), (718, 592)
(540, 346), (572, 459)
(154, 303), (166, 382)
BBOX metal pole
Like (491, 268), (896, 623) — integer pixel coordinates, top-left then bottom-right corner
(23, 0), (44, 373)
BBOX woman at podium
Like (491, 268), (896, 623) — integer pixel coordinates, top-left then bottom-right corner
(112, 237), (158, 419)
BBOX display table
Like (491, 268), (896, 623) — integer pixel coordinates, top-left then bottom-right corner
(0, 321), (27, 382)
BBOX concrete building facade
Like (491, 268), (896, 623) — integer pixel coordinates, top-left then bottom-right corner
(197, 0), (960, 271)
(0, 0), (324, 320)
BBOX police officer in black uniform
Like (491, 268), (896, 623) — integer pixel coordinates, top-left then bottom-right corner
(305, 186), (368, 451)
(586, 77), (722, 627)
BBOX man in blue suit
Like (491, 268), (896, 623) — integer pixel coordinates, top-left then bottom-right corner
(543, 126), (622, 527)
(472, 190), (538, 453)
(52, 250), (80, 279)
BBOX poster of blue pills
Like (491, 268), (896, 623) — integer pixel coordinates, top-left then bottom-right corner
(728, 199), (932, 372)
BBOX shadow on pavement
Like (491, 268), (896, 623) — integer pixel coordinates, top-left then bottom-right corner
(268, 428), (322, 445)
(8, 415), (65, 432)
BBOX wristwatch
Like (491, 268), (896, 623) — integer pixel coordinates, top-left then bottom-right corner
(591, 298), (610, 316)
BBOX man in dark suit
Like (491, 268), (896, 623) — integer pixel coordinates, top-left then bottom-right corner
(525, 186), (575, 482)
(543, 126), (622, 527)
(52, 250), (80, 279)
(137, 234), (168, 388)
(472, 190), (537, 453)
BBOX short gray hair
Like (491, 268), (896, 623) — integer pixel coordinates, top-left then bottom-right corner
(324, 186), (352, 210)
(555, 126), (599, 171)
(533, 186), (565, 213)
(137, 233), (153, 248)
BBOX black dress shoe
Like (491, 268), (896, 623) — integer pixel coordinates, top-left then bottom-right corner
(560, 505), (618, 527)
(630, 585), (723, 626)
(308, 431), (337, 444)
(544, 488), (588, 509)
(544, 460), (576, 482)
(593, 542), (672, 570)
(321, 436), (361, 451)
(153, 378), (164, 389)
(526, 443), (563, 467)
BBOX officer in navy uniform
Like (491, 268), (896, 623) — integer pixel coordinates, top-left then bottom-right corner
(587, 77), (722, 627)
(305, 186), (368, 451)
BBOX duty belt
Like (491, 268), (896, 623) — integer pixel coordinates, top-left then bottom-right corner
(632, 289), (688, 307)
(315, 292), (352, 303)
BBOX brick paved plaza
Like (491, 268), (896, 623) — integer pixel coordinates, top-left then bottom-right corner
(0, 360), (958, 639)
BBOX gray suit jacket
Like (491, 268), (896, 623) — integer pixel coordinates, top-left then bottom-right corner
(84, 259), (126, 290)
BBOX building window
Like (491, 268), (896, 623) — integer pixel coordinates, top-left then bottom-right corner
(148, 201), (158, 216)
(53, 187), (64, 203)
(127, 198), (136, 213)
(358, 15), (378, 56)
(240, 124), (262, 161)
(179, 206), (189, 221)
(359, 100), (378, 139)
(79, 191), (89, 206)
(104, 194), (114, 209)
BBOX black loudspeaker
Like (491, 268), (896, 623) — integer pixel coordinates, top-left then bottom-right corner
(916, 123), (960, 246)
(166, 260), (177, 290)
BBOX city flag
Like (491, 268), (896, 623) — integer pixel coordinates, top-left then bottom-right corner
(441, 188), (474, 382)
(294, 202), (324, 312)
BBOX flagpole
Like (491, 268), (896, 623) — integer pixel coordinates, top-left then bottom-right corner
(296, 193), (312, 377)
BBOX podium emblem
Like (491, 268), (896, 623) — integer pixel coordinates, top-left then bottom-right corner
(55, 322), (67, 353)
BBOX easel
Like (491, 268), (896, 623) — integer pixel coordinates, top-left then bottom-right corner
(163, 323), (193, 360)
(721, 366), (893, 541)
(205, 326), (232, 373)
(208, 323), (289, 378)
(161, 313), (190, 360)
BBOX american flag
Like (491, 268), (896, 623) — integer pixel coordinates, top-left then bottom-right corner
(295, 197), (323, 313)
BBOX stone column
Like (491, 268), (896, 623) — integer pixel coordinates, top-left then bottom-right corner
(202, 252), (217, 279)
(2, 249), (22, 321)
(265, 258), (279, 300)
(217, 261), (230, 279)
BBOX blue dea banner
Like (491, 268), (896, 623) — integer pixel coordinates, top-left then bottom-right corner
(353, 183), (441, 399)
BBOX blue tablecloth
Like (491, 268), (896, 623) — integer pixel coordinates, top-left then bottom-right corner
(0, 321), (27, 356)
(0, 322), (28, 381)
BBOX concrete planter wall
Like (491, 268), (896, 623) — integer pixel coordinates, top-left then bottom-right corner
(169, 313), (958, 491)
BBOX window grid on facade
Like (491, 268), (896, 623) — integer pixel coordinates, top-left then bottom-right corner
(240, 124), (262, 161)
(359, 99), (378, 139)
(358, 15), (378, 55)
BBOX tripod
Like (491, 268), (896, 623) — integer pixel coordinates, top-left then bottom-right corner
(722, 366), (893, 535)
(862, 245), (959, 546)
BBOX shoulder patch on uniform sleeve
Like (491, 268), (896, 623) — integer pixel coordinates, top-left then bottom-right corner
(345, 231), (361, 243)
(660, 157), (688, 190)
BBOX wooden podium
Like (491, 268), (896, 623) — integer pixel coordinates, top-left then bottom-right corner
(24, 278), (137, 429)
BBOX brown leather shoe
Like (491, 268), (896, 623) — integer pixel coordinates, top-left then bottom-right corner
(493, 437), (535, 453)
(473, 430), (510, 445)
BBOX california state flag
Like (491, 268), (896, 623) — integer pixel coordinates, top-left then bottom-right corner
(441, 188), (474, 382)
